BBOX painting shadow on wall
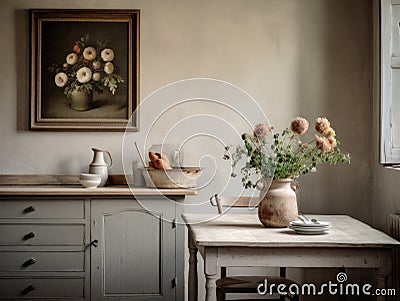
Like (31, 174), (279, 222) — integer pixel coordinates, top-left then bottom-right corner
(15, 9), (30, 131)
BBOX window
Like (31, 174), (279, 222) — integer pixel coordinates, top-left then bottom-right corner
(381, 0), (400, 163)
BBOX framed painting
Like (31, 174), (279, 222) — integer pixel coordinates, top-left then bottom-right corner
(30, 9), (140, 131)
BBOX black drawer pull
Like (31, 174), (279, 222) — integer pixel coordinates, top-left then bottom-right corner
(23, 206), (36, 214)
(22, 258), (36, 267)
(20, 285), (35, 295)
(23, 232), (35, 240)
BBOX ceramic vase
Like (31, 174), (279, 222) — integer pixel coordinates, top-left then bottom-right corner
(70, 90), (93, 111)
(258, 178), (298, 227)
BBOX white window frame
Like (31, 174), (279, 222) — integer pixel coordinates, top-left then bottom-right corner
(381, 0), (400, 164)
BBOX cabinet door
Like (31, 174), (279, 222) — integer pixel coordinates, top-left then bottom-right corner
(90, 198), (176, 301)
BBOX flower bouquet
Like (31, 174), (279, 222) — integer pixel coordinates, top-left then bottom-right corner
(49, 34), (124, 110)
(231, 117), (350, 188)
(229, 117), (350, 227)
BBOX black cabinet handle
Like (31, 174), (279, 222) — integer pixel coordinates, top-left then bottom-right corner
(23, 206), (36, 214)
(90, 239), (99, 247)
(23, 232), (35, 240)
(20, 285), (35, 295)
(22, 258), (36, 267)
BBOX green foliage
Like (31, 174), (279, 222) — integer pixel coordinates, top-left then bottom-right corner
(231, 122), (351, 189)
(102, 74), (124, 95)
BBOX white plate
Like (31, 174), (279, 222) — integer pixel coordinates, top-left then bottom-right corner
(291, 228), (330, 235)
(290, 220), (331, 227)
(288, 224), (331, 235)
(289, 223), (331, 228)
(289, 225), (331, 231)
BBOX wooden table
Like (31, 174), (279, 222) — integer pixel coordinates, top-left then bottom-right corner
(182, 214), (400, 301)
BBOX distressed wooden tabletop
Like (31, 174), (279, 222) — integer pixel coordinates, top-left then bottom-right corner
(182, 214), (400, 248)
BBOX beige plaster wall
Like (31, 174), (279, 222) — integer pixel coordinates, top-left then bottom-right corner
(0, 0), (373, 217)
(0, 0), (374, 300)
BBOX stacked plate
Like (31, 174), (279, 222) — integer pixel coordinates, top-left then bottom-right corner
(288, 220), (331, 235)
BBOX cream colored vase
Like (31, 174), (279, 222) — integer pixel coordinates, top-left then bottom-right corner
(70, 90), (93, 111)
(258, 178), (298, 227)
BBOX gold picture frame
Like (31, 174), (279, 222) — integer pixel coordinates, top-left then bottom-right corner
(30, 9), (140, 131)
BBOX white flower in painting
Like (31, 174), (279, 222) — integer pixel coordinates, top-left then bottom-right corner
(66, 53), (78, 65)
(54, 72), (68, 87)
(76, 67), (92, 83)
(104, 62), (114, 74)
(92, 61), (101, 70)
(101, 48), (114, 62)
(92, 72), (101, 81)
(83, 47), (96, 61)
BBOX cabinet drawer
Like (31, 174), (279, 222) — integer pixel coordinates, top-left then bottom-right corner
(0, 251), (84, 272)
(0, 200), (84, 219)
(0, 277), (84, 298)
(0, 224), (84, 246)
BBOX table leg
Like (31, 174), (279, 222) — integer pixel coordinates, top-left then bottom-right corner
(188, 234), (198, 301)
(204, 248), (218, 301)
(205, 274), (218, 301)
(338, 267), (347, 301)
(376, 265), (390, 301)
(376, 272), (387, 301)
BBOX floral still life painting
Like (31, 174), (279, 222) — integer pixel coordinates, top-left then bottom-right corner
(49, 34), (125, 111)
(30, 10), (139, 131)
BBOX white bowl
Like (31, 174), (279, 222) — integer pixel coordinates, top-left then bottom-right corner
(79, 173), (102, 189)
(80, 173), (101, 180)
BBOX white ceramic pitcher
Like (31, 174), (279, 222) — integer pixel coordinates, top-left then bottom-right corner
(89, 148), (113, 187)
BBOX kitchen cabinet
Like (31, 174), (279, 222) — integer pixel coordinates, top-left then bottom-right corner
(0, 197), (89, 300)
(91, 197), (181, 301)
(0, 186), (194, 301)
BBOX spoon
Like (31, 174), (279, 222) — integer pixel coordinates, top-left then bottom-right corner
(299, 213), (320, 224)
(297, 215), (307, 223)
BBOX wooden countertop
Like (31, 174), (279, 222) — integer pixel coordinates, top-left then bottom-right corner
(0, 175), (197, 196)
(0, 185), (197, 196)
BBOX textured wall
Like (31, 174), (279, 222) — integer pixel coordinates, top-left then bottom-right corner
(0, 0), (373, 217)
(0, 0), (374, 300)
